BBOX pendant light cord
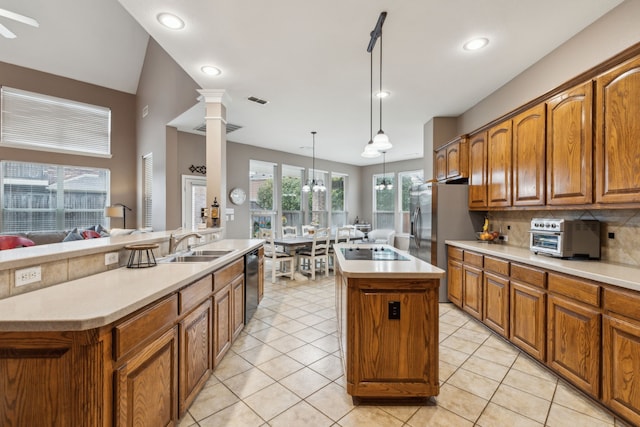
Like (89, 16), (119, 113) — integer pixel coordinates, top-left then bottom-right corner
(379, 32), (383, 131)
(370, 50), (373, 142)
(312, 131), (316, 184)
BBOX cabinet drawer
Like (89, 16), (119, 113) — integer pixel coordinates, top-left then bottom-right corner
(447, 246), (463, 261)
(604, 286), (640, 321)
(511, 263), (546, 288)
(463, 251), (483, 267)
(484, 256), (509, 276)
(180, 275), (213, 314)
(214, 258), (244, 292)
(548, 272), (600, 307)
(113, 294), (179, 361)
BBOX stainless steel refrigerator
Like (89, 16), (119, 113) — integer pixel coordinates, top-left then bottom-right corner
(409, 182), (483, 302)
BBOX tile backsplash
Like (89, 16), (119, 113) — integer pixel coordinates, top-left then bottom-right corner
(487, 209), (640, 266)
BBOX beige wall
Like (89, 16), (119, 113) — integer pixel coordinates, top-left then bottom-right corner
(0, 61), (137, 227)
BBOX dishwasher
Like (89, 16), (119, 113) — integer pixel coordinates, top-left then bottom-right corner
(244, 249), (259, 323)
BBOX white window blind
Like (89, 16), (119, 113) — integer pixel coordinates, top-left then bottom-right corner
(143, 153), (153, 228)
(1, 86), (111, 157)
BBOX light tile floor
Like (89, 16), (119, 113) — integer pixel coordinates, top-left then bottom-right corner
(179, 273), (633, 427)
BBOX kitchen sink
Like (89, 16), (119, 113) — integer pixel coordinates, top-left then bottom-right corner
(159, 255), (220, 263)
(189, 249), (234, 257)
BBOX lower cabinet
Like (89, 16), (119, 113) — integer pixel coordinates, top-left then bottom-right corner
(213, 283), (232, 367)
(510, 280), (546, 361)
(484, 272), (509, 337)
(462, 264), (483, 320)
(447, 257), (463, 306)
(213, 258), (245, 367)
(232, 274), (245, 341)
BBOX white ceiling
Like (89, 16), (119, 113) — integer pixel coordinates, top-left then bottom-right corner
(0, 0), (624, 166)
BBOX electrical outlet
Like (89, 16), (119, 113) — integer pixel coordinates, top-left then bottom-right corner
(15, 266), (42, 287)
(105, 252), (119, 265)
(501, 235), (509, 242)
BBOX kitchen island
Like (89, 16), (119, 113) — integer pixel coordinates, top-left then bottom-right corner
(333, 244), (445, 401)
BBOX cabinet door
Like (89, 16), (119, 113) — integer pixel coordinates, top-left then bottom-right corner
(547, 295), (600, 398)
(510, 281), (546, 361)
(468, 131), (488, 209)
(484, 272), (509, 337)
(435, 148), (447, 181)
(115, 326), (178, 427)
(231, 275), (245, 341)
(546, 81), (593, 205)
(487, 120), (512, 207)
(603, 313), (640, 426)
(213, 283), (232, 367)
(447, 258), (463, 308)
(462, 264), (483, 320)
(513, 104), (546, 206)
(446, 139), (468, 180)
(179, 300), (212, 417)
(596, 56), (640, 203)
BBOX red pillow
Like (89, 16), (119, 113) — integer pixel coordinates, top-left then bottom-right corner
(82, 230), (102, 239)
(0, 236), (36, 250)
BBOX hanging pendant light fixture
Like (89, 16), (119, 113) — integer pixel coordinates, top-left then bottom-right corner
(302, 131), (326, 193)
(362, 42), (381, 158)
(370, 12), (392, 152)
(375, 151), (393, 191)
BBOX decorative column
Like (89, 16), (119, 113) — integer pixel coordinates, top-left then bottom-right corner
(197, 89), (231, 231)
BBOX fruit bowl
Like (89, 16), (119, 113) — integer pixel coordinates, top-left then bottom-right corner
(476, 231), (499, 242)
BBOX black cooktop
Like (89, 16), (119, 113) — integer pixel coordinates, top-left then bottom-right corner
(340, 247), (410, 261)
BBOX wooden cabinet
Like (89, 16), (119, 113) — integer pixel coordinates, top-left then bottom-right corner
(213, 283), (232, 367)
(434, 136), (468, 182)
(115, 326), (179, 427)
(546, 81), (593, 205)
(462, 251), (483, 320)
(510, 264), (547, 361)
(483, 256), (510, 337)
(447, 246), (463, 307)
(213, 258), (245, 367)
(487, 120), (513, 207)
(512, 104), (546, 206)
(595, 55), (640, 204)
(468, 131), (488, 209)
(231, 274), (245, 341)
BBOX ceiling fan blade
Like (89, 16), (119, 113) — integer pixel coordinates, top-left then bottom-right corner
(0, 22), (16, 39)
(0, 8), (39, 28)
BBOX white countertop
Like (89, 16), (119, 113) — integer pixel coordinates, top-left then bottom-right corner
(0, 239), (263, 332)
(446, 240), (640, 293)
(334, 243), (445, 279)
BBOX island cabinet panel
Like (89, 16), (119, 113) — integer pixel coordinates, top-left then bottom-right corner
(546, 81), (593, 205)
(115, 326), (179, 427)
(595, 55), (640, 204)
(512, 104), (546, 206)
(510, 281), (546, 361)
(468, 131), (488, 209)
(339, 276), (440, 399)
(487, 120), (513, 208)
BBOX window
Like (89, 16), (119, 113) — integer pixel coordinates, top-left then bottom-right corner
(143, 153), (153, 228)
(1, 87), (111, 157)
(0, 160), (110, 232)
(250, 160), (276, 237)
(331, 173), (348, 229)
(281, 164), (303, 233)
(398, 170), (423, 233)
(373, 173), (395, 229)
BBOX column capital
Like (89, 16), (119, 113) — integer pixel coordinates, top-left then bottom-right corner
(197, 89), (232, 106)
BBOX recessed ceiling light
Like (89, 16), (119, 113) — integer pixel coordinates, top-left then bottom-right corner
(201, 66), (222, 76)
(463, 37), (489, 51)
(375, 91), (390, 99)
(157, 13), (184, 30)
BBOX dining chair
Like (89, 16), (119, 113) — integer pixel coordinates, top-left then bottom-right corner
(258, 228), (273, 239)
(297, 227), (330, 280)
(264, 233), (295, 283)
(329, 226), (352, 271)
(282, 226), (297, 238)
(301, 225), (315, 236)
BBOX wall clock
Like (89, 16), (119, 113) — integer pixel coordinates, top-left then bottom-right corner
(229, 187), (246, 205)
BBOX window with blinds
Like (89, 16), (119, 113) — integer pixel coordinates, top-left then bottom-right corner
(143, 153), (153, 228)
(0, 160), (110, 232)
(1, 86), (111, 157)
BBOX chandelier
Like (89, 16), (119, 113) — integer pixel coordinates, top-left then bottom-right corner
(375, 151), (393, 190)
(302, 131), (326, 193)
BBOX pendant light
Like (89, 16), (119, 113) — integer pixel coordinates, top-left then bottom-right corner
(370, 19), (392, 152)
(302, 131), (326, 193)
(362, 43), (381, 158)
(375, 151), (393, 190)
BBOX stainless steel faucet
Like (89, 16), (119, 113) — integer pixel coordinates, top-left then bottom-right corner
(169, 232), (203, 254)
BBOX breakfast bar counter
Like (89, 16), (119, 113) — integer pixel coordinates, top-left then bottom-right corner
(333, 243), (444, 401)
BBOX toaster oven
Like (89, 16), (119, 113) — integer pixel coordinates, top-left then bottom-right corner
(529, 218), (600, 259)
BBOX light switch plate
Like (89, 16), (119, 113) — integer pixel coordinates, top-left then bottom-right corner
(105, 252), (119, 265)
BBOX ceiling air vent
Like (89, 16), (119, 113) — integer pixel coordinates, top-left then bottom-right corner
(248, 96), (269, 105)
(194, 123), (243, 134)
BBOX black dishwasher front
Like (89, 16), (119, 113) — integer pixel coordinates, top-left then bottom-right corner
(244, 249), (259, 323)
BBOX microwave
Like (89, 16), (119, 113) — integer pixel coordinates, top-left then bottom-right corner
(529, 218), (600, 259)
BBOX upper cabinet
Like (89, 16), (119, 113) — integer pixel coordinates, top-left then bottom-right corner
(468, 131), (488, 209)
(595, 56), (640, 204)
(487, 120), (512, 208)
(434, 136), (468, 182)
(513, 104), (546, 207)
(546, 81), (593, 205)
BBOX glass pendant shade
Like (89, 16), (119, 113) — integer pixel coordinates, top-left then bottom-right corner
(371, 130), (392, 151)
(362, 141), (382, 158)
(304, 131), (326, 193)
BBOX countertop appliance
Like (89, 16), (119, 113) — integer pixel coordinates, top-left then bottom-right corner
(530, 218), (600, 259)
(340, 246), (409, 261)
(244, 249), (259, 323)
(409, 182), (483, 302)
